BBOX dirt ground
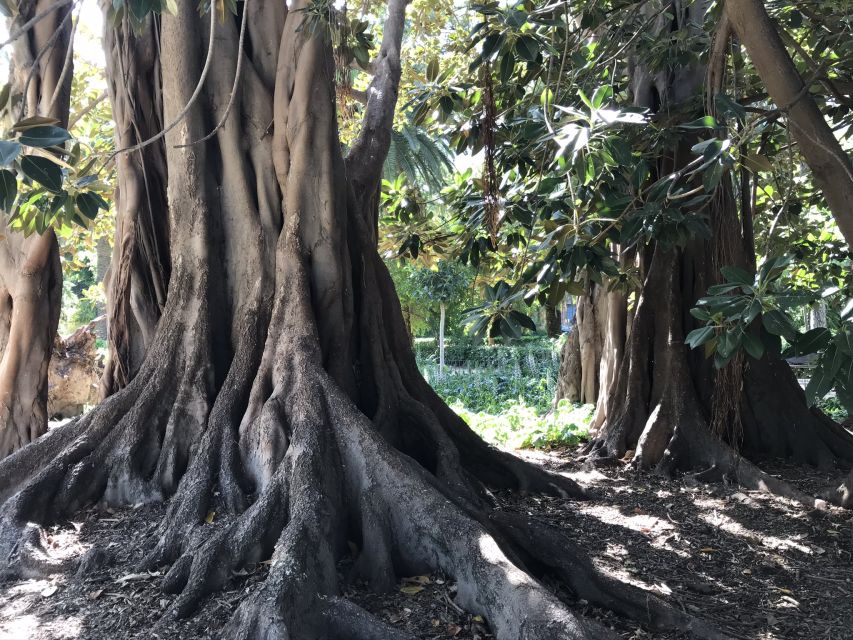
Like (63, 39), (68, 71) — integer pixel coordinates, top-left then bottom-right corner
(1, 447), (852, 640)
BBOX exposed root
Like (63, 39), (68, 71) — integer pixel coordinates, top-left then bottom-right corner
(822, 469), (853, 508)
(492, 512), (729, 640)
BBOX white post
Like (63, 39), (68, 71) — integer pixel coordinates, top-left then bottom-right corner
(439, 301), (446, 379)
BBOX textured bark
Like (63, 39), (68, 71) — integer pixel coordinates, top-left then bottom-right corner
(0, 4), (727, 639)
(0, 0), (72, 458)
(554, 283), (627, 434)
(587, 0), (853, 505)
(99, 12), (170, 398)
(555, 321), (581, 404)
(544, 302), (562, 338)
(725, 0), (853, 249)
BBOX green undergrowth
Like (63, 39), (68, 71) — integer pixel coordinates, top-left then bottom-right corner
(451, 399), (593, 450)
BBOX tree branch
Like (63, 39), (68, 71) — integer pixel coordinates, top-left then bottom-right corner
(345, 0), (411, 204)
(725, 0), (853, 249)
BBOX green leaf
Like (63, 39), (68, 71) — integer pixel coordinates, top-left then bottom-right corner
(761, 309), (796, 340)
(680, 116), (718, 130)
(515, 35), (538, 62)
(499, 51), (514, 84)
(508, 310), (536, 332)
(12, 116), (61, 131)
(805, 361), (835, 407)
(591, 85), (612, 109)
(426, 57), (439, 82)
(685, 326), (716, 349)
(18, 125), (71, 148)
(720, 265), (753, 287)
(742, 333), (764, 360)
(76, 192), (103, 220)
(791, 328), (832, 356)
(20, 155), (63, 193)
(714, 93), (746, 123)
(129, 0), (154, 21)
(480, 32), (504, 61)
(689, 307), (712, 322)
(0, 169), (16, 211)
(0, 140), (21, 166)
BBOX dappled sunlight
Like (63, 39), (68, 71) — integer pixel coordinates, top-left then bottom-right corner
(476, 534), (526, 587)
(0, 612), (82, 640)
(0, 582), (83, 640)
(693, 497), (818, 556)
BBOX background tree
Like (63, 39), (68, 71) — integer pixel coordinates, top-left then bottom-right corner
(407, 0), (853, 502)
(0, 0), (72, 456)
(406, 260), (471, 375)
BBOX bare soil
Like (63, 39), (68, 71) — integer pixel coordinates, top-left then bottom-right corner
(1, 447), (851, 640)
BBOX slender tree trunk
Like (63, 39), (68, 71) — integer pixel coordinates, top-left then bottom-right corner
(725, 0), (853, 248)
(0, 0), (72, 458)
(545, 302), (562, 338)
(555, 319), (581, 404)
(438, 300), (446, 378)
(99, 12), (170, 399)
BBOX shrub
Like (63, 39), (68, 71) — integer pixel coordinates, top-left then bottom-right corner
(452, 400), (593, 449)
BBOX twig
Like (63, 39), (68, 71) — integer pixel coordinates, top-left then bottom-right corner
(68, 90), (107, 129)
(108, 6), (217, 160)
(19, 5), (74, 120)
(0, 0), (73, 48)
(46, 3), (79, 115)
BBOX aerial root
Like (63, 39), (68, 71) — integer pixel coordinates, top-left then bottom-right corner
(491, 512), (730, 640)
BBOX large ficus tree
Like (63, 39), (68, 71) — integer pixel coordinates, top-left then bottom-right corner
(410, 0), (853, 503)
(0, 1), (730, 638)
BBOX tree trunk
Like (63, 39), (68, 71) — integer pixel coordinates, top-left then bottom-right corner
(99, 12), (170, 399)
(555, 319), (581, 403)
(438, 301), (446, 377)
(724, 0), (853, 248)
(94, 237), (111, 340)
(0, 0), (72, 458)
(587, 0), (853, 504)
(545, 302), (562, 338)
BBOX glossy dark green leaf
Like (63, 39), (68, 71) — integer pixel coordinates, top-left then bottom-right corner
(20, 155), (63, 193)
(0, 140), (21, 166)
(515, 35), (538, 62)
(742, 332), (765, 360)
(685, 326), (715, 349)
(77, 192), (102, 220)
(720, 265), (753, 287)
(791, 327), (832, 356)
(0, 169), (17, 211)
(761, 309), (796, 340)
(18, 125), (71, 148)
